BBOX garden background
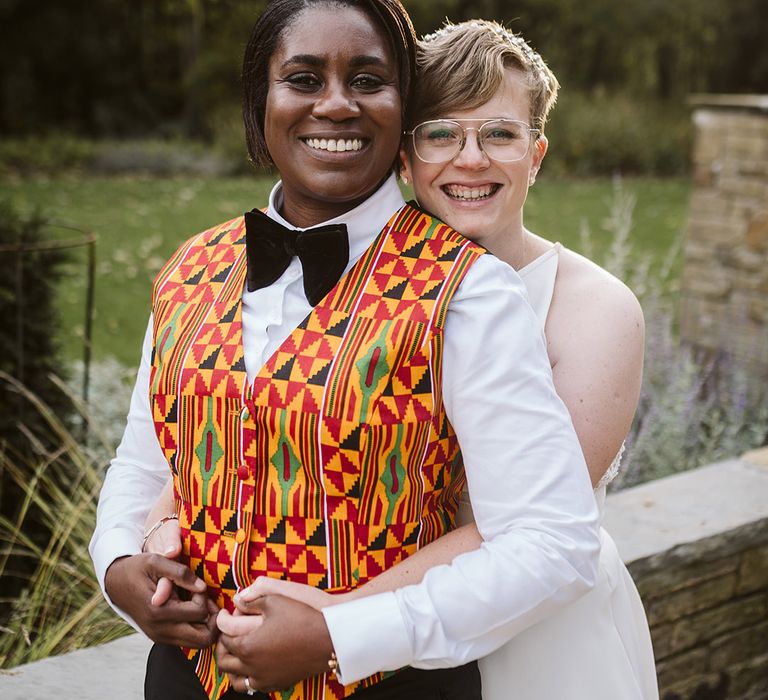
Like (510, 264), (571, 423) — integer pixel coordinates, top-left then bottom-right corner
(1, 0), (767, 670)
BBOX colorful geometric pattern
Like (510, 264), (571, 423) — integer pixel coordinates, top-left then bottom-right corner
(149, 204), (484, 700)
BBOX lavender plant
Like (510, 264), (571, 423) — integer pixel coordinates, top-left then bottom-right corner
(594, 181), (768, 489)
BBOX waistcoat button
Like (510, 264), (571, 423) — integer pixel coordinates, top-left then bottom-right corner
(241, 406), (250, 422)
(235, 528), (246, 544)
(237, 464), (249, 480)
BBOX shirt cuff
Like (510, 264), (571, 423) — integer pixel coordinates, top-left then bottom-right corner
(322, 592), (412, 685)
(90, 526), (144, 631)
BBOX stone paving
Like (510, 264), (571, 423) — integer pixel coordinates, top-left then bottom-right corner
(0, 632), (151, 699)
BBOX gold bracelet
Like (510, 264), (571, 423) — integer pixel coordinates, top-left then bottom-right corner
(141, 514), (179, 552)
(327, 651), (340, 681)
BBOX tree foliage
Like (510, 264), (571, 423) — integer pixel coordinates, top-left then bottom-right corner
(0, 0), (765, 137)
(0, 200), (73, 604)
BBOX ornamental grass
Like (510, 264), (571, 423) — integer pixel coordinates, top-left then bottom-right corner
(0, 372), (131, 668)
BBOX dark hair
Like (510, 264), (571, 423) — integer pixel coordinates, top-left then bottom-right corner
(242, 0), (416, 167)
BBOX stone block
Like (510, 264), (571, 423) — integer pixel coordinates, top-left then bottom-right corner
(746, 210), (768, 251)
(720, 246), (767, 272)
(671, 593), (767, 652)
(723, 653), (768, 700)
(681, 271), (732, 301)
(688, 218), (744, 245)
(650, 621), (676, 661)
(739, 159), (768, 177)
(719, 176), (767, 200)
(656, 647), (710, 689)
(719, 158), (743, 179)
(737, 114), (768, 137)
(732, 273), (765, 293)
(747, 298), (767, 326)
(709, 620), (768, 669)
(737, 546), (768, 595)
(688, 190), (733, 220)
(660, 671), (729, 700)
(742, 448), (768, 466)
(614, 483), (768, 575)
(648, 574), (738, 626)
(635, 555), (740, 600)
(683, 240), (715, 263)
(693, 111), (726, 162)
(693, 163), (715, 188)
(725, 134), (767, 159)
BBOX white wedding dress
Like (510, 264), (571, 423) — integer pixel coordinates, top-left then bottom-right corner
(457, 244), (659, 700)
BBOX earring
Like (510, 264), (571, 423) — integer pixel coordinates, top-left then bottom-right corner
(528, 175), (536, 186)
(402, 175), (409, 185)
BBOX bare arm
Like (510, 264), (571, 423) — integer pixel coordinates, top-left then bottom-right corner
(545, 260), (645, 486)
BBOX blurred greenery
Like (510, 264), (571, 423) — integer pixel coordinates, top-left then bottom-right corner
(4, 0), (761, 178)
(545, 92), (692, 177)
(3, 173), (690, 367)
(1, 0), (764, 146)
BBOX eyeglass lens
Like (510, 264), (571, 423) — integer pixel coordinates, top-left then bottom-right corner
(413, 120), (533, 163)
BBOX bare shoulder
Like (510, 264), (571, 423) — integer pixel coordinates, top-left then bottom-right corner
(556, 248), (643, 328)
(547, 247), (644, 361)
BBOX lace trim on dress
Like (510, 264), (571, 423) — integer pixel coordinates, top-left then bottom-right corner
(596, 442), (625, 490)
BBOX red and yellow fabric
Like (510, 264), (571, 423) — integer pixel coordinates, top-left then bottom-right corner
(149, 203), (484, 700)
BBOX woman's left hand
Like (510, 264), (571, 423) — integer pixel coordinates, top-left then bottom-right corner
(234, 577), (338, 612)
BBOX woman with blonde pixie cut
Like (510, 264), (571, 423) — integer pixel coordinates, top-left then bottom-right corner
(148, 18), (659, 699)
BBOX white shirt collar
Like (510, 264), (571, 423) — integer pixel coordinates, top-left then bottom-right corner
(266, 174), (406, 266)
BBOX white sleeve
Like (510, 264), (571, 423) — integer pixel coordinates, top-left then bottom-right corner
(322, 254), (601, 683)
(88, 315), (172, 627)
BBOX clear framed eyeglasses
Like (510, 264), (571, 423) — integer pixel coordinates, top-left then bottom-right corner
(405, 118), (541, 164)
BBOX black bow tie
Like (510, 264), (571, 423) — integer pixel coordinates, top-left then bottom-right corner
(244, 208), (349, 306)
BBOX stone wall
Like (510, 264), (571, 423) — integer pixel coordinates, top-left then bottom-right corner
(605, 449), (768, 700)
(680, 94), (768, 368)
(633, 521), (768, 699)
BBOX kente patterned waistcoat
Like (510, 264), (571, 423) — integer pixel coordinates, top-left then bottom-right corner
(149, 203), (484, 700)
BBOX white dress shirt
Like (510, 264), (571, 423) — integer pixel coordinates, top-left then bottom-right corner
(89, 174), (599, 684)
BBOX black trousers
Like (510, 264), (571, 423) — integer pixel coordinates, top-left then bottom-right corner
(145, 644), (481, 700)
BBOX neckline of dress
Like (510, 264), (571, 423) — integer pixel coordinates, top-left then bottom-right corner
(518, 241), (561, 278)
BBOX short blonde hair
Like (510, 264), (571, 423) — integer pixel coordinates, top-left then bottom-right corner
(413, 19), (559, 132)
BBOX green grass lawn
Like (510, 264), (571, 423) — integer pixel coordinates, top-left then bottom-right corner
(4, 173), (690, 367)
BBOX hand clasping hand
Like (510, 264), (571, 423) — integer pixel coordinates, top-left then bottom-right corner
(217, 595), (334, 693)
(105, 553), (219, 648)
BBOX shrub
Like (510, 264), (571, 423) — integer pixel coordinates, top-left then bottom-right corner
(545, 91), (692, 177)
(0, 136), (97, 176)
(0, 201), (73, 577)
(0, 135), (240, 177)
